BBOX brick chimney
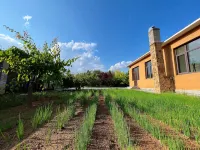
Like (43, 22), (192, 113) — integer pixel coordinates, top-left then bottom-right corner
(148, 27), (174, 93)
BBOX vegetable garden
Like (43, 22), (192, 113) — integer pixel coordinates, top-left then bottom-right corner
(1, 89), (200, 149)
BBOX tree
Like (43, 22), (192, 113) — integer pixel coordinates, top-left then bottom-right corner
(113, 70), (129, 86)
(63, 73), (74, 88)
(0, 26), (77, 107)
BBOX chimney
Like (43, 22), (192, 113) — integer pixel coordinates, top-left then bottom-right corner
(148, 26), (161, 45)
(148, 27), (174, 93)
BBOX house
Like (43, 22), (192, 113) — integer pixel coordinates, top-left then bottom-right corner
(128, 18), (200, 95)
(0, 61), (8, 94)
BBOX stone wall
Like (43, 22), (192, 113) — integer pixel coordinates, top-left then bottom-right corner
(149, 27), (175, 93)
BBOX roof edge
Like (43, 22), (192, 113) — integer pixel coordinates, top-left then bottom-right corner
(127, 51), (150, 67)
(128, 18), (200, 68)
(162, 18), (200, 46)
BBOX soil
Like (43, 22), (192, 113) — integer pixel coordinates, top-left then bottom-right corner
(0, 101), (56, 150)
(125, 116), (166, 150)
(10, 103), (85, 150)
(87, 96), (119, 150)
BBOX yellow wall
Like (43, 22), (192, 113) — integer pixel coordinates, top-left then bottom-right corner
(129, 55), (154, 88)
(163, 26), (200, 90)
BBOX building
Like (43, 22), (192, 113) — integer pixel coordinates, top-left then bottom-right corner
(128, 18), (200, 95)
(0, 61), (8, 94)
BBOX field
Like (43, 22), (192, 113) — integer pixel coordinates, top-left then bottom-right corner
(0, 89), (200, 150)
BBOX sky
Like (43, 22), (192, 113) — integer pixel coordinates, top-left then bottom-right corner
(0, 0), (200, 73)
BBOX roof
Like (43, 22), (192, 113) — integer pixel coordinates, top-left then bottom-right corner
(127, 52), (150, 67)
(128, 18), (200, 68)
(162, 18), (200, 46)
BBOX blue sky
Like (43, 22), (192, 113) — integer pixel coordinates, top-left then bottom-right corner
(0, 0), (200, 73)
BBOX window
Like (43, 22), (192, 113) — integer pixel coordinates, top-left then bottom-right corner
(175, 38), (200, 74)
(145, 61), (153, 78)
(132, 66), (139, 81)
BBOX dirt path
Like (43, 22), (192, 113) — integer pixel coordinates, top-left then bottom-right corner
(125, 116), (166, 150)
(10, 103), (85, 150)
(87, 96), (119, 150)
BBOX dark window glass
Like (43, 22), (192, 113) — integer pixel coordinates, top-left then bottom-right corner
(175, 38), (200, 74)
(145, 61), (153, 78)
(132, 67), (139, 80)
(177, 54), (187, 73)
(188, 48), (200, 72)
(187, 38), (200, 51)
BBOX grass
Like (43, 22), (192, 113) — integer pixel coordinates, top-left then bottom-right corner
(74, 97), (98, 150)
(31, 103), (53, 129)
(16, 114), (24, 141)
(105, 89), (200, 143)
(119, 101), (185, 149)
(56, 105), (75, 130)
(105, 95), (133, 149)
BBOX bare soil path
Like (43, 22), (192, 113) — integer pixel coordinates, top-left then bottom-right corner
(87, 95), (119, 150)
(11, 103), (85, 150)
(125, 116), (166, 150)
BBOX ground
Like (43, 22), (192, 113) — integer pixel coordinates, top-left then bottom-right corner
(0, 90), (200, 150)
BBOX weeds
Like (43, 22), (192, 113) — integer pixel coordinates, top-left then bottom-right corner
(16, 114), (24, 141)
(31, 103), (53, 129)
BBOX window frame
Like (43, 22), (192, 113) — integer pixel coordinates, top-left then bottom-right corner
(132, 66), (139, 81)
(145, 60), (153, 79)
(175, 37), (200, 75)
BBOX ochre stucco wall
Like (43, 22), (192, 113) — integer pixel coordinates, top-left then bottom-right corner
(163, 26), (200, 90)
(129, 55), (154, 88)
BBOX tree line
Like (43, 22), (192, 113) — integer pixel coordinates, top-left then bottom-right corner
(63, 70), (129, 89)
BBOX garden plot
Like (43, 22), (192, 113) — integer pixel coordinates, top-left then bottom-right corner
(12, 103), (85, 150)
(104, 89), (200, 149)
(2, 89), (200, 150)
(125, 116), (165, 150)
(0, 91), (94, 150)
(87, 95), (119, 150)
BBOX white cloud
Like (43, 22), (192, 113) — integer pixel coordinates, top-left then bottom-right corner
(58, 40), (97, 51)
(23, 15), (32, 27)
(0, 34), (22, 49)
(109, 61), (132, 71)
(58, 41), (104, 73)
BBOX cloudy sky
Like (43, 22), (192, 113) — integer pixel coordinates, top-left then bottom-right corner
(0, 0), (200, 73)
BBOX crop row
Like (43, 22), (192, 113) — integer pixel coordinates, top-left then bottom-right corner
(106, 89), (200, 143)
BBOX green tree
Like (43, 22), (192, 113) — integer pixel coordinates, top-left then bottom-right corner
(113, 70), (129, 86)
(0, 26), (77, 107)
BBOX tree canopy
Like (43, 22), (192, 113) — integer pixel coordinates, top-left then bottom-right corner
(0, 26), (77, 106)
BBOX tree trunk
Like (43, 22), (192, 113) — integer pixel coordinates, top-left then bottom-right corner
(27, 82), (33, 107)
